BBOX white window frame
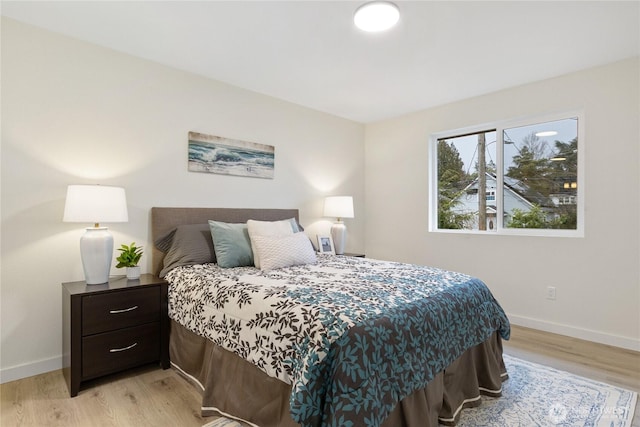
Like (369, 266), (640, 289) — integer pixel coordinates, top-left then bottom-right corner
(428, 111), (585, 238)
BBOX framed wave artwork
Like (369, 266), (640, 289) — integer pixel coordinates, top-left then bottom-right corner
(188, 131), (275, 179)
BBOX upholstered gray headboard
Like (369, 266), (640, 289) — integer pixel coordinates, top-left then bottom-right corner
(150, 207), (299, 277)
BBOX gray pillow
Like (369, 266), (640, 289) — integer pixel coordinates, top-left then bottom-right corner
(154, 228), (176, 253)
(208, 220), (254, 268)
(157, 223), (215, 277)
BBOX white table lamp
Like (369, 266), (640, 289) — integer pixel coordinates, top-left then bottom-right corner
(63, 185), (128, 284)
(324, 196), (354, 255)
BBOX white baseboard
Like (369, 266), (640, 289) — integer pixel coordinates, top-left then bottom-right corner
(507, 313), (640, 352)
(0, 356), (62, 384)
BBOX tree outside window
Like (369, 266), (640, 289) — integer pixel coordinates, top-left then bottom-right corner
(432, 116), (580, 235)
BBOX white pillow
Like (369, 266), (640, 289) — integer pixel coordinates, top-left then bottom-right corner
(250, 232), (317, 271)
(247, 218), (298, 268)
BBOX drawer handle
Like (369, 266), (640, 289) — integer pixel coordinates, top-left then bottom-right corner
(109, 305), (139, 314)
(109, 343), (138, 353)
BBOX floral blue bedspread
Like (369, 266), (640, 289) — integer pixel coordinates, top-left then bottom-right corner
(165, 254), (510, 427)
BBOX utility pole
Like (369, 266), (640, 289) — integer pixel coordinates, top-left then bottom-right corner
(478, 133), (486, 230)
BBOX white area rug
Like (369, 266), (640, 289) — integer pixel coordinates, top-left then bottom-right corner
(456, 354), (637, 426)
(202, 417), (243, 427)
(203, 354), (637, 427)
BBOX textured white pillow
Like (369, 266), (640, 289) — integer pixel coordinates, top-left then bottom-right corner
(251, 232), (317, 271)
(247, 218), (298, 268)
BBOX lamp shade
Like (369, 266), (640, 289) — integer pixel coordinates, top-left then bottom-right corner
(323, 196), (354, 220)
(63, 185), (128, 224)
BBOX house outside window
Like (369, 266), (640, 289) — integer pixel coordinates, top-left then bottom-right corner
(430, 113), (583, 237)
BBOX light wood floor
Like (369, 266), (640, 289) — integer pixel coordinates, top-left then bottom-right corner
(1, 325), (638, 427)
(503, 325), (640, 427)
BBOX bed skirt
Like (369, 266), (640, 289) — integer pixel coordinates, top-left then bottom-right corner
(169, 320), (507, 427)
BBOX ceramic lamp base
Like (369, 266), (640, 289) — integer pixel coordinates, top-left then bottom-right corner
(80, 227), (113, 285)
(331, 221), (347, 255)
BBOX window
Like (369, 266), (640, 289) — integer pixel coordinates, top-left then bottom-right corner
(430, 114), (582, 236)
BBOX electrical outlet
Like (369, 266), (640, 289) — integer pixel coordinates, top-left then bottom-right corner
(546, 286), (556, 300)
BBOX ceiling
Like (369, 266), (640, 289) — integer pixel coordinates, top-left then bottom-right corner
(2, 1), (639, 123)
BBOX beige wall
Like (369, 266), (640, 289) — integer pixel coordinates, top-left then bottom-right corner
(0, 18), (365, 381)
(364, 57), (640, 350)
(2, 16), (638, 384)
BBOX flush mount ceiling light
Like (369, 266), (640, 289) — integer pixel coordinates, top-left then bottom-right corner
(354, 1), (400, 32)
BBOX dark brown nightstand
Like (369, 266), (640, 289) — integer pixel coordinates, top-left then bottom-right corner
(62, 274), (169, 397)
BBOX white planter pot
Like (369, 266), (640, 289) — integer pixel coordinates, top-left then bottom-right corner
(126, 266), (141, 280)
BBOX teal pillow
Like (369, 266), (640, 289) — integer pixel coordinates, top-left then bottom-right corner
(208, 220), (254, 268)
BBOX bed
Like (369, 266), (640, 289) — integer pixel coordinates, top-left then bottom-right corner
(151, 207), (510, 427)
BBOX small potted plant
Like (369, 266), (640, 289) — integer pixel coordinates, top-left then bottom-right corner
(116, 242), (143, 280)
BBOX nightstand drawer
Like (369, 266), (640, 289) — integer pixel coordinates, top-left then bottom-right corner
(82, 287), (160, 335)
(82, 322), (160, 379)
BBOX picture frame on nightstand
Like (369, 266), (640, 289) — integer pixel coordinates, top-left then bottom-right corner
(316, 235), (335, 254)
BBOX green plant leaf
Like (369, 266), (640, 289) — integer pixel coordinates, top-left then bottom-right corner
(115, 242), (143, 268)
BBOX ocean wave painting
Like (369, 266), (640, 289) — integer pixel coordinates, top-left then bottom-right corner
(188, 131), (275, 179)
